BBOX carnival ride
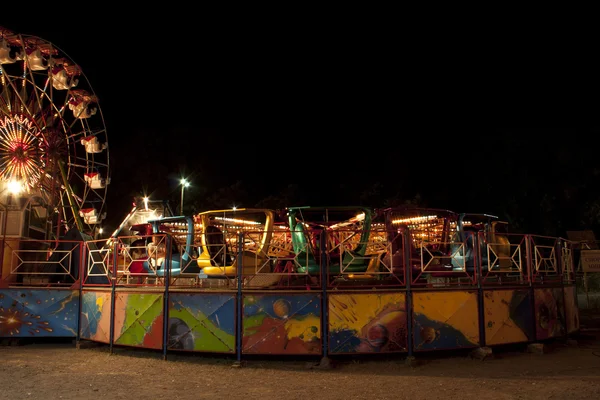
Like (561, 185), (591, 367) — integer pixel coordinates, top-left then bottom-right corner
(381, 207), (459, 282)
(287, 206), (379, 277)
(0, 26), (109, 290)
(82, 199), (175, 285)
(196, 208), (278, 279)
(0, 27), (580, 361)
(1, 199), (580, 358)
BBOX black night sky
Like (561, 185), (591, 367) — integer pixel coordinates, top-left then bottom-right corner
(3, 21), (599, 239)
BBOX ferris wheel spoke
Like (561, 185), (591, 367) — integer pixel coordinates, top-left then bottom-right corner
(42, 170), (83, 203)
(69, 153), (109, 169)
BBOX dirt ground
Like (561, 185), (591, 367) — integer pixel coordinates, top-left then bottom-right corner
(2, 312), (600, 400)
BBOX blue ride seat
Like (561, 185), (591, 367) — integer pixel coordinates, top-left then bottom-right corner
(142, 254), (202, 277)
(142, 233), (202, 277)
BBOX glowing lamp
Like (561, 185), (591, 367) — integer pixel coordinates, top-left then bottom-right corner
(7, 180), (22, 194)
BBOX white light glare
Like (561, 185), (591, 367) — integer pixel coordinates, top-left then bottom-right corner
(7, 180), (23, 194)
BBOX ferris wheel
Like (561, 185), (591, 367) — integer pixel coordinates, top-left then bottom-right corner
(0, 26), (109, 239)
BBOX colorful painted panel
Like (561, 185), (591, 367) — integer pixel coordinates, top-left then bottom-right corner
(563, 285), (579, 334)
(168, 293), (235, 353)
(113, 292), (164, 349)
(328, 292), (407, 354)
(413, 291), (479, 351)
(483, 289), (533, 346)
(243, 293), (321, 355)
(534, 287), (566, 340)
(0, 289), (79, 338)
(80, 290), (112, 342)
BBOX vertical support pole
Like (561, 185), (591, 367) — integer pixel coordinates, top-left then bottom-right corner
(320, 229), (329, 365)
(109, 239), (118, 355)
(584, 271), (590, 309)
(76, 241), (84, 348)
(403, 228), (414, 357)
(557, 238), (569, 339)
(475, 233), (486, 347)
(236, 231), (244, 365)
(162, 235), (172, 361)
(0, 203), (7, 286)
(526, 235), (537, 341)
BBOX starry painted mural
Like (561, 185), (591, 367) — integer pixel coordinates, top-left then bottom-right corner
(0, 289), (79, 337)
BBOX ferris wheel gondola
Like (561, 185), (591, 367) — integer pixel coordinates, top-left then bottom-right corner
(0, 26), (109, 239)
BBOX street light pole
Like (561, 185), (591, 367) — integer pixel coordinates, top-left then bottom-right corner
(180, 178), (190, 215)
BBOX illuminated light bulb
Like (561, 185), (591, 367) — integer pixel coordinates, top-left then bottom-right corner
(7, 180), (22, 194)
